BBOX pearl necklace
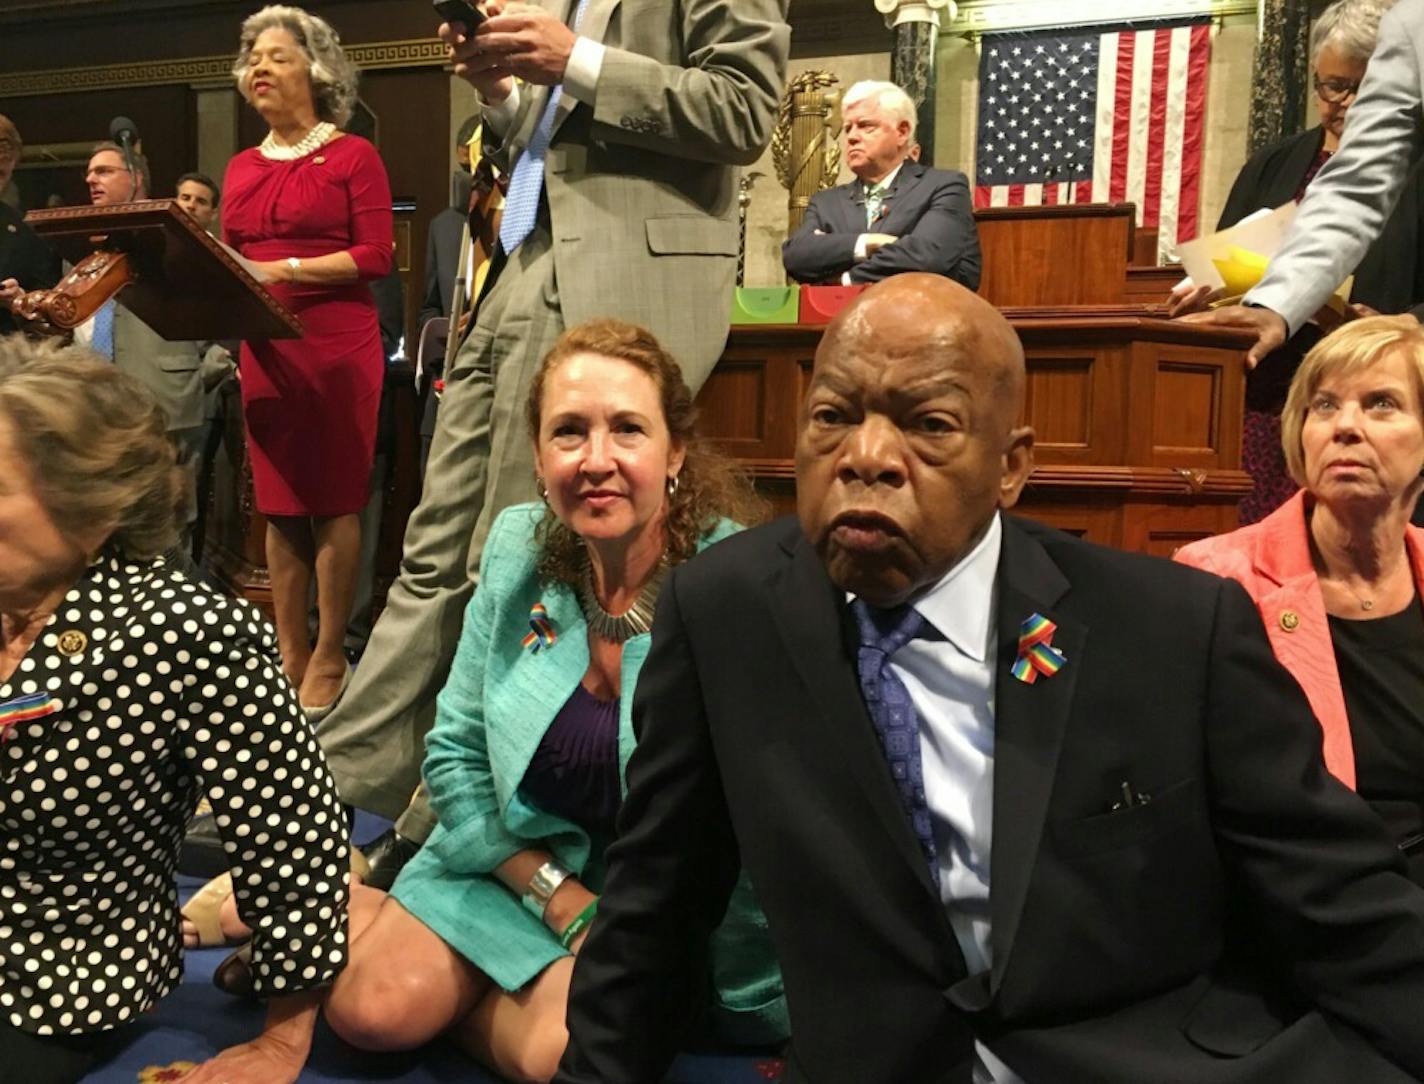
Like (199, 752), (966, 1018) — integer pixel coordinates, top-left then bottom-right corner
(578, 557), (667, 643)
(260, 121), (336, 161)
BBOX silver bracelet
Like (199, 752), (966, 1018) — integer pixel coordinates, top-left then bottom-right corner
(522, 859), (572, 919)
(286, 256), (302, 282)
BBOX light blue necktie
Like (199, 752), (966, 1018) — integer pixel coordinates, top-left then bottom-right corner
(90, 299), (116, 361)
(498, 0), (592, 254)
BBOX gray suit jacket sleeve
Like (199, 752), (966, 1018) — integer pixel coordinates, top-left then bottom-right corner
(1247, 1), (1424, 333)
(589, 0), (790, 165)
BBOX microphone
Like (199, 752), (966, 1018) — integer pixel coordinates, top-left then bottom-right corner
(109, 116), (139, 201)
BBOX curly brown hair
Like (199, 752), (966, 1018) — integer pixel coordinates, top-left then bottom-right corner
(0, 335), (187, 559)
(525, 319), (766, 586)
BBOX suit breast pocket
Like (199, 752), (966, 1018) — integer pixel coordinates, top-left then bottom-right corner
(1049, 776), (1205, 861)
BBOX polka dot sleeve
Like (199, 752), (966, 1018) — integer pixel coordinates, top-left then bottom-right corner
(173, 593), (351, 998)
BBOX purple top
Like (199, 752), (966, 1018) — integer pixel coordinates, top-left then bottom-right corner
(519, 683), (622, 836)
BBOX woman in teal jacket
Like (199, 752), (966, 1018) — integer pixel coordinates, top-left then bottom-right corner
(324, 319), (785, 1081)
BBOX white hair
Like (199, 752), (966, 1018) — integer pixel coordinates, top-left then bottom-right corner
(841, 80), (918, 141)
(1310, 0), (1397, 65)
(232, 5), (359, 127)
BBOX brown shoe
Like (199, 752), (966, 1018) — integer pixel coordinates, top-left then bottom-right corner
(212, 942), (254, 997)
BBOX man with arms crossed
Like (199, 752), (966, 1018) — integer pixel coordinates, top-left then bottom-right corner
(556, 274), (1424, 1083)
(782, 80), (980, 289)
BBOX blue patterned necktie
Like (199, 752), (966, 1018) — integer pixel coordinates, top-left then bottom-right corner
(851, 599), (937, 870)
(498, 0), (592, 254)
(89, 299), (116, 361)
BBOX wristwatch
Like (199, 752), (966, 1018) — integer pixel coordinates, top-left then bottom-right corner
(286, 256), (302, 282)
(522, 859), (572, 919)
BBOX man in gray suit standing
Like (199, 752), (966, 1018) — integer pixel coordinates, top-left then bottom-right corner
(317, 0), (791, 877)
(83, 142), (220, 500)
(1186, 0), (1421, 361)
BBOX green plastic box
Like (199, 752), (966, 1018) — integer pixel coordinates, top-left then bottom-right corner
(730, 286), (800, 325)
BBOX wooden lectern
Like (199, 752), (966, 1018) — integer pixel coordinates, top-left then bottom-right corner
(14, 200), (304, 613)
(17, 200), (301, 340)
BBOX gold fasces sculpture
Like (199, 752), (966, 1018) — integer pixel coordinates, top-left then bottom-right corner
(772, 70), (842, 236)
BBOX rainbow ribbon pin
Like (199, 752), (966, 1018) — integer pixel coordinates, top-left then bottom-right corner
(522, 602), (557, 654)
(1011, 612), (1066, 684)
(0, 692), (60, 742)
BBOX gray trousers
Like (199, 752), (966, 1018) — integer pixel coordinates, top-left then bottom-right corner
(317, 228), (563, 840)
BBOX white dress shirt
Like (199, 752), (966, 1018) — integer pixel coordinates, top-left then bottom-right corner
(857, 512), (1024, 1084)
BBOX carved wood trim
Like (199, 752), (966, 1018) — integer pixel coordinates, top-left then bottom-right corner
(0, 38), (445, 98)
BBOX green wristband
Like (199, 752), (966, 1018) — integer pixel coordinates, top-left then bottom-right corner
(558, 898), (598, 950)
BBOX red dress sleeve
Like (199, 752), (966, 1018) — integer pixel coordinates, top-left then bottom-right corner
(345, 138), (394, 281)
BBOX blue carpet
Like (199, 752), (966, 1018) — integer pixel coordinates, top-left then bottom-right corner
(79, 815), (785, 1083)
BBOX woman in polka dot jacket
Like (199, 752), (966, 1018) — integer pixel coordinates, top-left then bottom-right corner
(0, 339), (350, 1084)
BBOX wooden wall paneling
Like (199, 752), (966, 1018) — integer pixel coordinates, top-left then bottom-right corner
(1009, 496), (1124, 549)
(0, 1), (438, 76)
(975, 204), (1133, 307)
(1120, 498), (1241, 558)
(1124, 264), (1180, 305)
(356, 67), (451, 353)
(3, 84), (196, 209)
(1019, 342), (1129, 465)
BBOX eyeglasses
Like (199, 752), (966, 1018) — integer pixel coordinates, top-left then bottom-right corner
(86, 165), (133, 180)
(1313, 75), (1361, 105)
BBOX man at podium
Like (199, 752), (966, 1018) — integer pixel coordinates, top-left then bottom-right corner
(781, 80), (981, 289)
(74, 142), (213, 485)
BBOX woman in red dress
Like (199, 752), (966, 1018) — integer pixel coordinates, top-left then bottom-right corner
(223, 5), (393, 715)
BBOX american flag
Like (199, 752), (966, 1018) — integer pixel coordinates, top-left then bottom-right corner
(973, 20), (1212, 259)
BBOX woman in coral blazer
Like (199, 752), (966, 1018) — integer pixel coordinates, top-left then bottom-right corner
(1178, 316), (1424, 882)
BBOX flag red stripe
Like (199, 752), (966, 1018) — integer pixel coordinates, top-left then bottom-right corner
(1174, 23), (1212, 242)
(1074, 180), (1093, 204)
(1141, 28), (1173, 228)
(974, 186), (993, 209)
(1007, 184), (1026, 206)
(1109, 31), (1135, 203)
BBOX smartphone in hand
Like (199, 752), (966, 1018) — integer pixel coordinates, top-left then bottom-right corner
(434, 0), (484, 35)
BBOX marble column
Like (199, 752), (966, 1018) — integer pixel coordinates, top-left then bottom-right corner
(191, 83), (240, 235)
(874, 0), (955, 167)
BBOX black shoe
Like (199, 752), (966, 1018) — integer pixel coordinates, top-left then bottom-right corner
(359, 827), (421, 891)
(178, 811), (228, 879)
(213, 943), (254, 998)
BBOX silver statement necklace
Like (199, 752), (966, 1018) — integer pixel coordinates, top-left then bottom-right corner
(579, 557), (667, 643)
(260, 121), (336, 161)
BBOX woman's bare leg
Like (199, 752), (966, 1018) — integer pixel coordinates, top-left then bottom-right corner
(265, 515), (315, 689)
(302, 512), (361, 708)
(452, 956), (576, 1084)
(324, 890), (489, 1052)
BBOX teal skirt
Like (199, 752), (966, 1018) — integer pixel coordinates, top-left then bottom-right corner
(391, 822), (788, 1045)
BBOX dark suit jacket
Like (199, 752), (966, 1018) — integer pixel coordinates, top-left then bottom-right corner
(418, 205), (466, 332)
(0, 201), (60, 335)
(781, 161), (981, 289)
(1219, 125), (1424, 315)
(557, 515), (1424, 1084)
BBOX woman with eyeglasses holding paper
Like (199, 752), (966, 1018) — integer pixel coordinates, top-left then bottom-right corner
(1169, 0), (1424, 524)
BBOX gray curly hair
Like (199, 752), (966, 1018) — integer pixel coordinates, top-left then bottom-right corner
(233, 5), (359, 127)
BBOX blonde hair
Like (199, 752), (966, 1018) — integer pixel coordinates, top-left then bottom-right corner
(0, 335), (187, 559)
(1281, 314), (1424, 485)
(233, 5), (359, 127)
